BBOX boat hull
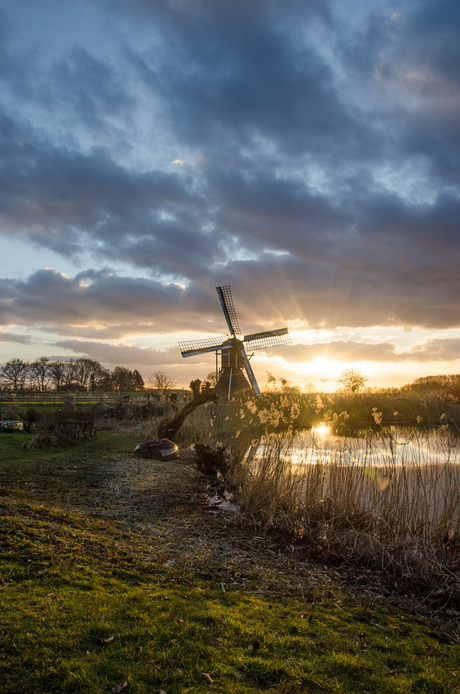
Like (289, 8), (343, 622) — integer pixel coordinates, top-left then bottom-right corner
(133, 438), (179, 461)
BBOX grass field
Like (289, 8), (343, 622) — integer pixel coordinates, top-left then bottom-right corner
(1, 424), (460, 693)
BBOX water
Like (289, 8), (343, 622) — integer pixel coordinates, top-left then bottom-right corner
(242, 426), (460, 526)
(246, 425), (460, 467)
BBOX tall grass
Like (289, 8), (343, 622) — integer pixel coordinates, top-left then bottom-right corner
(316, 389), (460, 435)
(170, 394), (460, 592)
(228, 428), (460, 591)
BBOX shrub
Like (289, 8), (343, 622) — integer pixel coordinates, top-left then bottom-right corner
(27, 410), (95, 448)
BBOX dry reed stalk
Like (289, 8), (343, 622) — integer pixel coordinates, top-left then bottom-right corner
(228, 428), (460, 589)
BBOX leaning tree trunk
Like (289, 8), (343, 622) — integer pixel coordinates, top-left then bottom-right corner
(157, 387), (219, 440)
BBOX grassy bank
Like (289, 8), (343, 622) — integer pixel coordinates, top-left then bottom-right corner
(2, 429), (460, 693)
(2, 497), (459, 693)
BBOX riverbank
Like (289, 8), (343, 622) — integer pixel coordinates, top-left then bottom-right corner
(1, 435), (459, 692)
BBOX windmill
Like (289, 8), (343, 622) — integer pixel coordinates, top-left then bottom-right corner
(178, 285), (291, 401)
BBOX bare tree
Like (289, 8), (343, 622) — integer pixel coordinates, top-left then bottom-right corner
(48, 361), (69, 390)
(148, 371), (176, 398)
(62, 358), (78, 389)
(29, 357), (51, 391)
(89, 364), (112, 391)
(0, 358), (29, 390)
(72, 358), (101, 390)
(53, 358), (104, 391)
(336, 368), (368, 393)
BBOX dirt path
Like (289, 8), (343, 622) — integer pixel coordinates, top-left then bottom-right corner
(92, 450), (335, 598)
(5, 447), (338, 597)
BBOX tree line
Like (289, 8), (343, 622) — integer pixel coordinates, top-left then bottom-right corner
(0, 357), (145, 392)
(401, 373), (460, 395)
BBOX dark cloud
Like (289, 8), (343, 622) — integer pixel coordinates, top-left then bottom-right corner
(405, 337), (460, 362)
(0, 268), (223, 334)
(0, 0), (459, 359)
(342, 0), (460, 185)
(54, 338), (182, 367)
(51, 47), (135, 132)
(0, 7), (36, 100)
(275, 337), (460, 363)
(0, 329), (31, 344)
(123, 0), (371, 160)
(0, 115), (206, 266)
(2, 242), (460, 345)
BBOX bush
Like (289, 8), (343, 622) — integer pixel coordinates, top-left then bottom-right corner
(27, 410), (95, 448)
(194, 443), (228, 475)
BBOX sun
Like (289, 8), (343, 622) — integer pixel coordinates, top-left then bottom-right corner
(309, 357), (344, 379)
(294, 357), (334, 377)
(312, 357), (331, 369)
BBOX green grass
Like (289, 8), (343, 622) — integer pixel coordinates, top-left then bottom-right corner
(1, 497), (459, 694)
(1, 430), (460, 693)
(0, 430), (137, 465)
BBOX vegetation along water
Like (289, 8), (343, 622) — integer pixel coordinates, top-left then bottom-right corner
(1, 374), (460, 691)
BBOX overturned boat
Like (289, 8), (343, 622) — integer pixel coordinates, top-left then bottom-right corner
(133, 438), (179, 461)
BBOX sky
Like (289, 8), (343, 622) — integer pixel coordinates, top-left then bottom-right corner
(1, 0), (460, 391)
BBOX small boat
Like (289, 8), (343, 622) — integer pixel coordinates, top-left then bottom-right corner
(133, 438), (179, 461)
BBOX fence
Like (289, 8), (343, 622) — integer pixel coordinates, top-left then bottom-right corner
(0, 390), (190, 406)
(0, 391), (117, 405)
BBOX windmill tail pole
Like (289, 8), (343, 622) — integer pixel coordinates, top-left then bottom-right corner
(157, 386), (220, 440)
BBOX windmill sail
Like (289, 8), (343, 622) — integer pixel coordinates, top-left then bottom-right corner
(216, 285), (241, 336)
(178, 336), (228, 358)
(243, 328), (291, 352)
(239, 348), (262, 399)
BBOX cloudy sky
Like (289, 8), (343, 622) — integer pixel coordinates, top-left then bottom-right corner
(1, 0), (460, 390)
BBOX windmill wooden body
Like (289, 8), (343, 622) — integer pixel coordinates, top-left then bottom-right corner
(179, 285), (291, 401)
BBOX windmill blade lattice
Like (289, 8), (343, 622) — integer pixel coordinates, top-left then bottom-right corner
(178, 335), (227, 358)
(216, 285), (241, 336)
(244, 328), (291, 352)
(239, 347), (262, 399)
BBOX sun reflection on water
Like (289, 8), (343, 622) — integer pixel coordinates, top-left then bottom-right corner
(313, 423), (330, 437)
(245, 426), (459, 468)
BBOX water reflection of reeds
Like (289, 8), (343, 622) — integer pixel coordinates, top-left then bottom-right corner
(247, 427), (460, 467)
(231, 427), (460, 587)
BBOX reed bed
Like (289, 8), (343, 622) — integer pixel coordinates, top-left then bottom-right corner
(228, 428), (460, 591)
